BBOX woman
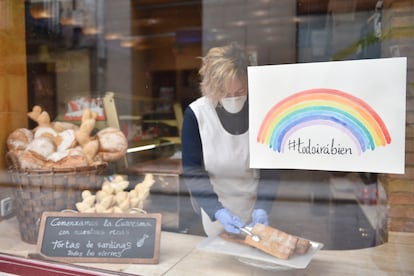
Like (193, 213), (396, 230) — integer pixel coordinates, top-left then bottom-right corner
(181, 42), (278, 235)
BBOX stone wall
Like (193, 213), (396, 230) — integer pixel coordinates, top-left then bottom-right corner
(379, 0), (414, 232)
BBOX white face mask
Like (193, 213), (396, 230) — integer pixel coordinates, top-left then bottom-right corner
(220, 95), (247, 113)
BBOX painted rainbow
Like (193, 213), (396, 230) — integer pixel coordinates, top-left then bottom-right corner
(256, 88), (391, 153)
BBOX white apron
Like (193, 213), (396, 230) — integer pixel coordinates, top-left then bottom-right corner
(190, 97), (259, 230)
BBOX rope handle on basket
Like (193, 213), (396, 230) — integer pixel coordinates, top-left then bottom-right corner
(6, 151), (20, 171)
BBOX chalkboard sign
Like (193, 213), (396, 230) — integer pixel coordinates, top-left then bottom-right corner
(36, 212), (162, 264)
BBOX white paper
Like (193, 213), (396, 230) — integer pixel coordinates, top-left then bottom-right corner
(249, 57), (407, 174)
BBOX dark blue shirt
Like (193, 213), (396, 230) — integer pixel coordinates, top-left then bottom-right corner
(181, 103), (279, 220)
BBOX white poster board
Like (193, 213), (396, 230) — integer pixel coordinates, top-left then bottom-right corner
(249, 58), (406, 174)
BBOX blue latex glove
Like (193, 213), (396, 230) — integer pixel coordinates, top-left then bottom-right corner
(214, 208), (244, 234)
(248, 209), (269, 227)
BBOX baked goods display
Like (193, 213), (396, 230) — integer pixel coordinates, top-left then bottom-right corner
(6, 128), (33, 151)
(222, 224), (312, 260)
(6, 105), (128, 169)
(75, 173), (155, 213)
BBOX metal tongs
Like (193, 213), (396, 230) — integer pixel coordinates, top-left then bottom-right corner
(239, 226), (260, 242)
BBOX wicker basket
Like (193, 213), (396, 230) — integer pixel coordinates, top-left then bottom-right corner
(6, 152), (107, 244)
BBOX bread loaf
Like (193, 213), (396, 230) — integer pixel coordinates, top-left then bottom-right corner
(245, 224), (298, 260)
(17, 150), (46, 169)
(97, 127), (128, 162)
(46, 147), (89, 168)
(295, 238), (311, 254)
(55, 129), (77, 152)
(7, 128), (33, 151)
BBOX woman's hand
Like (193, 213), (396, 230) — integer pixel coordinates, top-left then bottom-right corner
(214, 208), (244, 234)
(248, 209), (269, 227)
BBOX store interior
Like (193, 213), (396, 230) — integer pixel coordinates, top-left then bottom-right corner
(17, 0), (386, 250)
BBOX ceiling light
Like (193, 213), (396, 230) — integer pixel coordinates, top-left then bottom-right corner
(105, 33), (123, 40)
(120, 39), (135, 48)
(252, 10), (267, 17)
(83, 27), (100, 35)
(231, 20), (246, 27)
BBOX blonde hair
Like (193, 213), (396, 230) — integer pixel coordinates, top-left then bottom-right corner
(199, 42), (252, 104)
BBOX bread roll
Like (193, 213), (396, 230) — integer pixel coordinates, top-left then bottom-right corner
(26, 136), (55, 161)
(27, 105), (42, 122)
(47, 147), (89, 168)
(17, 150), (45, 169)
(96, 127), (128, 162)
(7, 128), (33, 151)
(55, 129), (77, 152)
(47, 150), (69, 163)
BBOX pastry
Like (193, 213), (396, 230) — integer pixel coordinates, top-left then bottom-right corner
(28, 105), (51, 128)
(75, 174), (152, 213)
(245, 224), (298, 260)
(82, 190), (93, 200)
(75, 119), (96, 146)
(82, 194), (96, 207)
(115, 191), (128, 205)
(76, 202), (91, 212)
(82, 139), (100, 165)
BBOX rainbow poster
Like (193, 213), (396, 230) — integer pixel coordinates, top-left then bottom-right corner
(248, 58), (406, 174)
